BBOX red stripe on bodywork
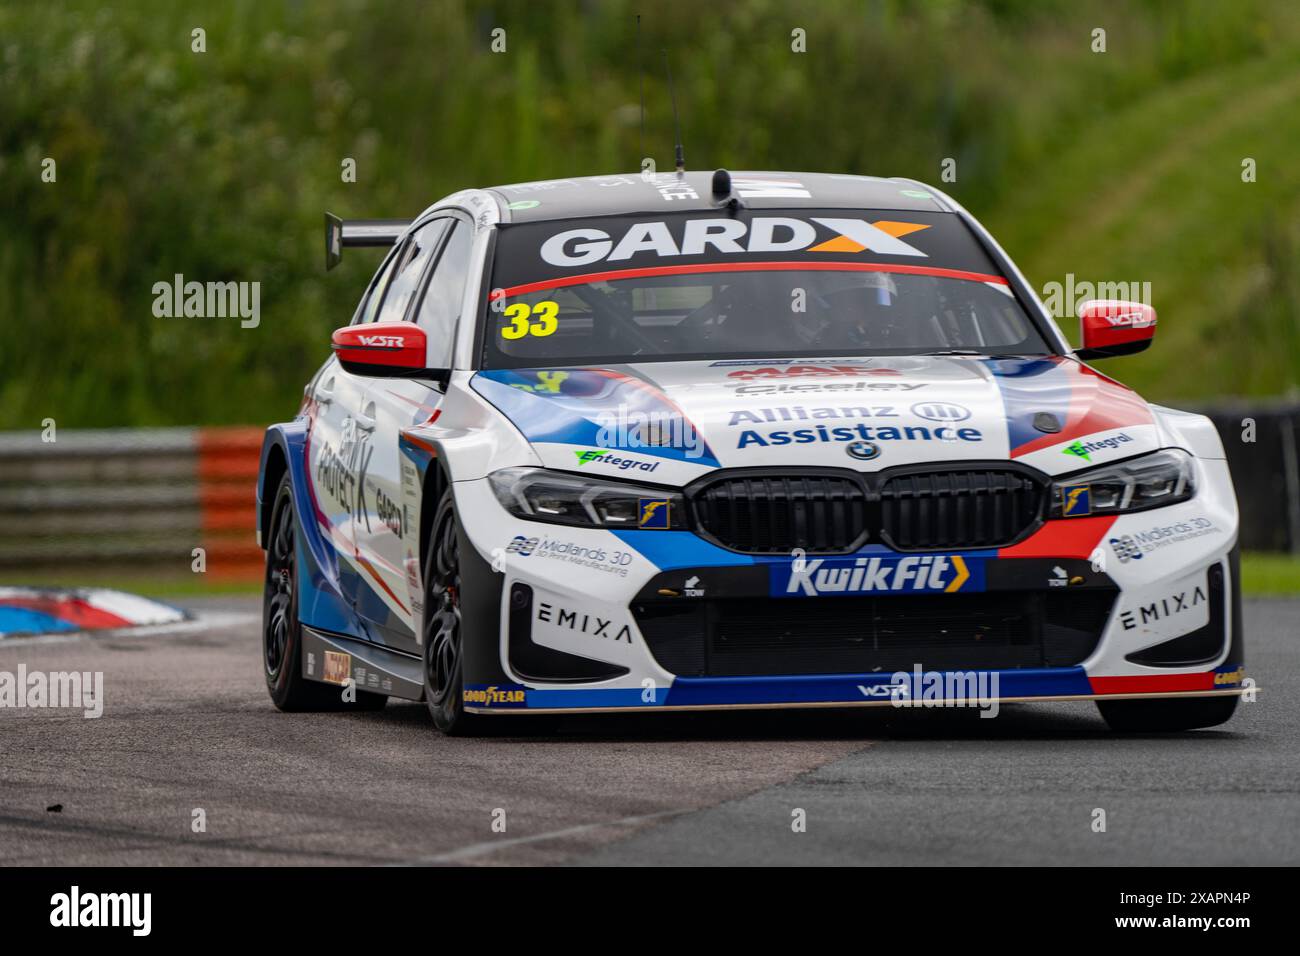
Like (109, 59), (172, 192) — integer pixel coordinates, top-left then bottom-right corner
(999, 515), (1116, 559)
(491, 261), (1010, 300)
(1011, 363), (1154, 459)
(1089, 672), (1216, 695)
(401, 431), (439, 455)
(356, 555), (410, 615)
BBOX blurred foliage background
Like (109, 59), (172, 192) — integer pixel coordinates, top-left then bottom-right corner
(2, 0), (1298, 428)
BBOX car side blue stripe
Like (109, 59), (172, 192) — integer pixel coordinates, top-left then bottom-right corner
(511, 668), (1096, 709)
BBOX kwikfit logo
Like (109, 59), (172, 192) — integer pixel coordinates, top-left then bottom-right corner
(774, 554), (976, 596)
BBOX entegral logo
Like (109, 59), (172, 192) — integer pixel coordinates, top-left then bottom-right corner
(540, 217), (932, 267)
(1062, 432), (1133, 463)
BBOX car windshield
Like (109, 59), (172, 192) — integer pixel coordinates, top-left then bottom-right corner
(482, 209), (1053, 367)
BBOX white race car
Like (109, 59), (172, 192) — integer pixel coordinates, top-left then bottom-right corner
(256, 170), (1244, 734)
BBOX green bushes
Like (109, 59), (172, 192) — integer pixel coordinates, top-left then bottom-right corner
(1, 0), (1296, 427)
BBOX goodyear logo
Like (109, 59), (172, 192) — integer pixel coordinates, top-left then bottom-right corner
(462, 685), (527, 707)
(1213, 666), (1245, 687)
(772, 554), (982, 597)
(1061, 484), (1091, 517)
(638, 498), (671, 529)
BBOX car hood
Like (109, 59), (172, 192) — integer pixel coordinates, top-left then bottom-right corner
(470, 356), (1159, 485)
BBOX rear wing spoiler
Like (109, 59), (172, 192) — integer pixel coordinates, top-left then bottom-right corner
(324, 212), (411, 271)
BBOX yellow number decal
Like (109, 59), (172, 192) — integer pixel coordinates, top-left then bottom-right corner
(530, 300), (559, 337)
(500, 302), (531, 340)
(499, 301), (559, 339)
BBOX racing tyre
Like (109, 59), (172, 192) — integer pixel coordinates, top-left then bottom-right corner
(422, 488), (483, 735)
(263, 473), (387, 712)
(1097, 694), (1238, 732)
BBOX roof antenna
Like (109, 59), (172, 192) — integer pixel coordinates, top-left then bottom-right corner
(712, 168), (743, 213)
(637, 15), (645, 176)
(663, 50), (685, 174)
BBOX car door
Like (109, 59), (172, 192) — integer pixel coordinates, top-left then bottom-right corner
(307, 243), (402, 597)
(351, 217), (457, 651)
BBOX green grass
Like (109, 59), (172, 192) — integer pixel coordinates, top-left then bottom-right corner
(1241, 552), (1300, 596)
(2, 0), (1299, 428)
(7, 570), (260, 600)
(985, 47), (1300, 401)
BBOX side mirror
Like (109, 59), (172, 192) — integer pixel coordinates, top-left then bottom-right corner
(331, 321), (446, 381)
(1076, 299), (1157, 360)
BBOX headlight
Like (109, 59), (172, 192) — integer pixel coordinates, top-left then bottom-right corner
(1051, 449), (1195, 518)
(488, 467), (686, 529)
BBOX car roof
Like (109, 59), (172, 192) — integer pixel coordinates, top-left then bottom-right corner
(484, 170), (950, 223)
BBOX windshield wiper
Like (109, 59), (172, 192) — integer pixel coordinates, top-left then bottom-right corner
(920, 350), (1032, 358)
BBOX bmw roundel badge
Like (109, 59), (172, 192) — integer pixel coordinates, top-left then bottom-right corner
(846, 440), (881, 461)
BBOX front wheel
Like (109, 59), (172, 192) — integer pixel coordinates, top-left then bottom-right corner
(1097, 694), (1238, 732)
(422, 489), (482, 735)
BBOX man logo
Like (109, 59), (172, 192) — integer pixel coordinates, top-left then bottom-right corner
(846, 440), (881, 461)
(911, 401), (971, 423)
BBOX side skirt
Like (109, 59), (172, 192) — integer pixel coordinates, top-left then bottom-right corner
(300, 625), (425, 701)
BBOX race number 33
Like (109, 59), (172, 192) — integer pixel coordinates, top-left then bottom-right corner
(501, 300), (559, 339)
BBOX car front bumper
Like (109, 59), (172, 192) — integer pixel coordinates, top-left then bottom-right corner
(452, 457), (1245, 715)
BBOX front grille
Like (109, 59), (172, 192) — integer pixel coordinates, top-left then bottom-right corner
(689, 467), (1046, 553)
(634, 590), (1114, 677)
(691, 474), (868, 553)
(879, 469), (1042, 550)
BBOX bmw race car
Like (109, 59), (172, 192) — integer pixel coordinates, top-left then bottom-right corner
(256, 170), (1245, 735)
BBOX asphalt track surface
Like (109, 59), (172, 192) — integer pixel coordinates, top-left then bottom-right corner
(1, 597), (1296, 866)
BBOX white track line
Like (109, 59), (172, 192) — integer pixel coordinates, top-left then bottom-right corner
(0, 611), (257, 647)
(395, 809), (692, 866)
